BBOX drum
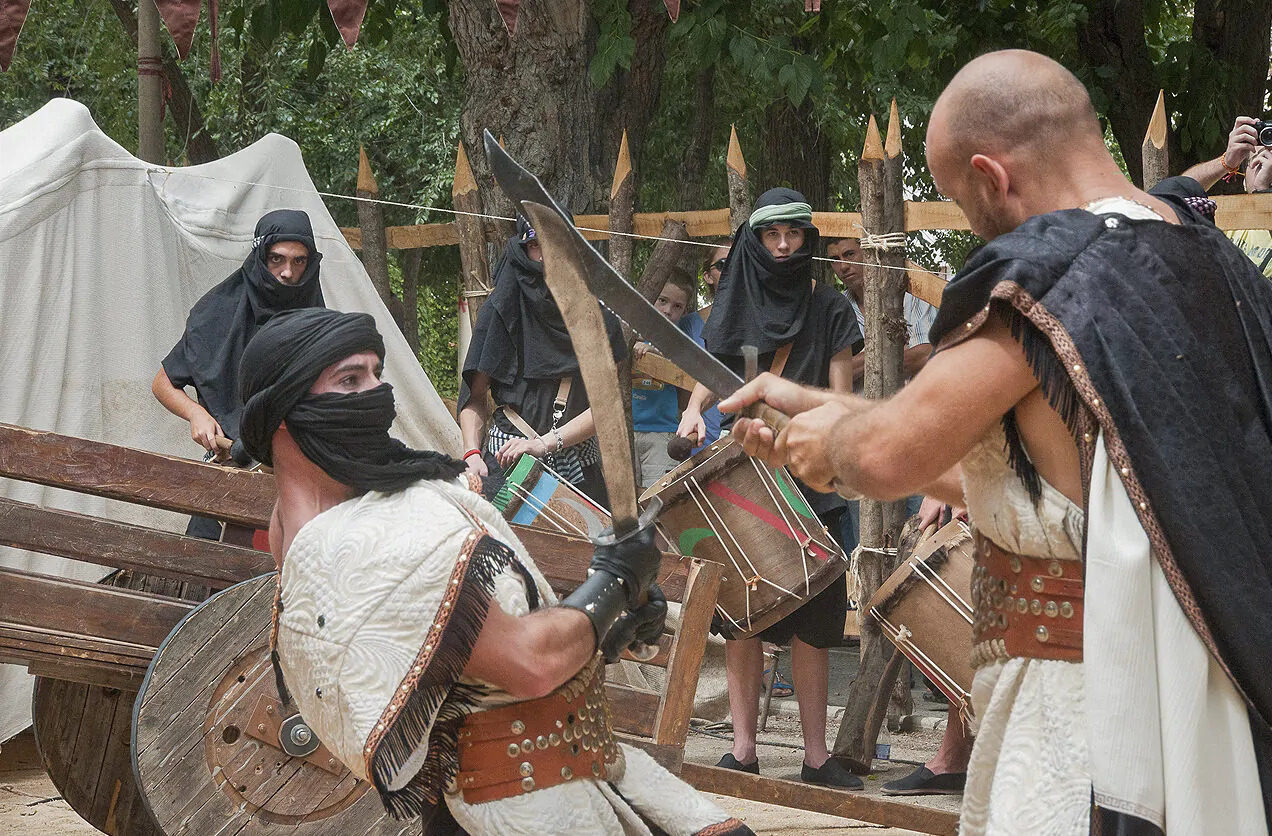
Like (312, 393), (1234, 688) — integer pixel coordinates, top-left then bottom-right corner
(640, 438), (847, 640)
(868, 520), (975, 721)
(492, 454), (612, 539)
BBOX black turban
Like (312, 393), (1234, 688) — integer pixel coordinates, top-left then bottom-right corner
(239, 308), (465, 491)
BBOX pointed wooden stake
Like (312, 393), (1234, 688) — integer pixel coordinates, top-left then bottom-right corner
(609, 130), (635, 280)
(727, 125), (751, 233)
(834, 106), (909, 771)
(453, 140), (492, 329)
(862, 114), (884, 161)
(355, 147), (394, 318)
(885, 99), (902, 159)
(1141, 90), (1169, 190)
(357, 145), (378, 195)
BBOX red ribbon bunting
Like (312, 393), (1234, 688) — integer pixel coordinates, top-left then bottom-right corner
(327, 0), (369, 49)
(153, 0), (202, 60)
(0, 0), (32, 72)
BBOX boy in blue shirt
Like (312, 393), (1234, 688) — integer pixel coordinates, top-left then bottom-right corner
(632, 268), (696, 487)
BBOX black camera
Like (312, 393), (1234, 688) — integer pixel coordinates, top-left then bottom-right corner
(1256, 120), (1272, 147)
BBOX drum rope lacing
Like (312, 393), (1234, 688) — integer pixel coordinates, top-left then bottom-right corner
(502, 480), (589, 538)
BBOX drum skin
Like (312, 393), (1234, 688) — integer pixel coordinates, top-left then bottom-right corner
(493, 454), (612, 539)
(641, 438), (847, 640)
(868, 521), (976, 717)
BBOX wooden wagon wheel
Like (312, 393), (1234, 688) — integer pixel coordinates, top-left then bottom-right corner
(32, 570), (210, 836)
(131, 573), (413, 836)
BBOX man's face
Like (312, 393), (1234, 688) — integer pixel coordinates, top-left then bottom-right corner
(1246, 148), (1272, 194)
(827, 238), (864, 297)
(926, 109), (1018, 242)
(760, 223), (805, 260)
(525, 239), (543, 263)
(266, 241), (311, 285)
(310, 351), (383, 396)
(703, 246), (729, 294)
(654, 283), (689, 322)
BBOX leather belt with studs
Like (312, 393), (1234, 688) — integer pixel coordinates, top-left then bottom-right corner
(453, 655), (619, 804)
(970, 531), (1083, 667)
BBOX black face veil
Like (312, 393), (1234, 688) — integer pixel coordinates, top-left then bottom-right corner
(239, 308), (464, 491)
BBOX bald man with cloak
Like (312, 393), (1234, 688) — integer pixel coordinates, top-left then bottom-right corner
(724, 51), (1272, 835)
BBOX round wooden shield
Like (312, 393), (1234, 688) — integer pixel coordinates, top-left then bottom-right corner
(32, 570), (209, 836)
(131, 574), (414, 835)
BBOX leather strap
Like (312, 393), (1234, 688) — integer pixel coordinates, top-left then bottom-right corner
(496, 378), (572, 441)
(970, 531), (1083, 664)
(770, 343), (793, 377)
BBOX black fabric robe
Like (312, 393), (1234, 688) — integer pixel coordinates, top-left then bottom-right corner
(930, 177), (1272, 830)
(162, 209), (325, 441)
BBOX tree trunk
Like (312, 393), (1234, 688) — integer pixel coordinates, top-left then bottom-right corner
(676, 66), (716, 209)
(106, 0), (220, 164)
(589, 0), (670, 205)
(136, 0), (164, 163)
(1188, 0), (1272, 176)
(448, 0), (599, 216)
(760, 96), (830, 208)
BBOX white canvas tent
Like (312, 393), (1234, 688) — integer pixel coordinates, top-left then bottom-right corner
(0, 98), (462, 742)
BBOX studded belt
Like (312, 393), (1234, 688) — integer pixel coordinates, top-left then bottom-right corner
(970, 531), (1083, 666)
(454, 656), (619, 804)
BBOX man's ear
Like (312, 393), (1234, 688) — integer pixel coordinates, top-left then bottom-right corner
(969, 154), (1010, 200)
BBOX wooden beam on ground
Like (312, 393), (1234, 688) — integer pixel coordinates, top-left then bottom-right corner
(633, 352), (697, 392)
(679, 763), (959, 836)
(835, 103), (908, 771)
(609, 129), (635, 279)
(0, 423), (275, 528)
(1141, 90), (1169, 190)
(0, 497), (273, 587)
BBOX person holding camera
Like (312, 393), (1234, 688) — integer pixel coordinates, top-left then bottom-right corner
(1181, 115), (1272, 277)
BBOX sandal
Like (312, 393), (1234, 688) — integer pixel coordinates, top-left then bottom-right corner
(763, 669), (794, 698)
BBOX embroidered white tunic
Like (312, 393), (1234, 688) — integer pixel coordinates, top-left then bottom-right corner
(276, 477), (739, 835)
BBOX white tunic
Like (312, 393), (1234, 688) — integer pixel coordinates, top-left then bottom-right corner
(277, 478), (740, 835)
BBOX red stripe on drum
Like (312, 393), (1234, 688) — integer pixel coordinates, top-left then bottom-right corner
(705, 482), (831, 561)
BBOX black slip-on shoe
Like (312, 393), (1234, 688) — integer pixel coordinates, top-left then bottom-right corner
(880, 765), (966, 796)
(800, 758), (864, 790)
(716, 753), (759, 774)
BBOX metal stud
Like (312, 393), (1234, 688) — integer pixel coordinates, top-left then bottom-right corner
(536, 735), (549, 750)
(1030, 599), (1042, 616)
(1120, 467), (1129, 477)
(1031, 577), (1044, 593)
(561, 766), (573, 780)
(507, 743), (520, 758)
(521, 777), (535, 792)
(1009, 557), (1022, 573)
(519, 762), (534, 777)
(316, 614), (325, 628)
(1049, 561), (1064, 578)
(1060, 602), (1074, 618)
(549, 733), (561, 747)
(511, 720), (525, 735)
(592, 762), (603, 777)
(1044, 601), (1059, 618)
(1036, 625), (1050, 642)
(1017, 598), (1028, 614)
(1139, 501), (1147, 511)
(521, 739), (534, 754)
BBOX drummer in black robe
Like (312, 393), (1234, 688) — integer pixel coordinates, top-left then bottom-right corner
(458, 216), (626, 506)
(152, 209), (325, 539)
(677, 188), (863, 788)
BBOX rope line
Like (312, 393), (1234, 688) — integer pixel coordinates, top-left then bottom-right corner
(150, 167), (945, 279)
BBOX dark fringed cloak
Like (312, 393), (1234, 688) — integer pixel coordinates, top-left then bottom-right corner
(930, 176), (1272, 828)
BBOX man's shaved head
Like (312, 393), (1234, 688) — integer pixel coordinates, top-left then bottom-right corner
(926, 50), (1129, 240)
(932, 50), (1102, 162)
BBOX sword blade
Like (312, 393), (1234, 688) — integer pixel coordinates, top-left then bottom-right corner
(520, 201), (640, 534)
(484, 130), (747, 401)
